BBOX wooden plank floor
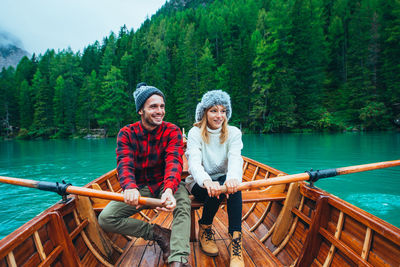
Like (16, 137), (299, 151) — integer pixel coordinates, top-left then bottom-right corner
(116, 207), (282, 267)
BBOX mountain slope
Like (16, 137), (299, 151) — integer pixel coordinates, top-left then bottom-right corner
(0, 45), (30, 70)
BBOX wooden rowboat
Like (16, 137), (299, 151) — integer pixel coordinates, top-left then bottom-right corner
(1, 155), (400, 266)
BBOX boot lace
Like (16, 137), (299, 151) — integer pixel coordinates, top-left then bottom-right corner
(231, 237), (242, 256)
(203, 227), (216, 242)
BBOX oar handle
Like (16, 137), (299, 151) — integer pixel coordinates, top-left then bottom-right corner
(0, 176), (168, 208)
(220, 159), (400, 193)
(220, 173), (309, 193)
(66, 186), (166, 207)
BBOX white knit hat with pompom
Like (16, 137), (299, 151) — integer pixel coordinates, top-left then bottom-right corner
(195, 90), (232, 122)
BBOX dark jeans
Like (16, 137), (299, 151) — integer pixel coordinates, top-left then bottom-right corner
(191, 175), (242, 235)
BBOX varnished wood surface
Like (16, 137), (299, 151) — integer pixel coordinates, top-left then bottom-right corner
(116, 207), (282, 267)
(2, 156), (400, 267)
(84, 157), (400, 267)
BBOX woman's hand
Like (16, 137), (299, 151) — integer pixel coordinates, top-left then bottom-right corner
(224, 179), (239, 198)
(203, 179), (222, 198)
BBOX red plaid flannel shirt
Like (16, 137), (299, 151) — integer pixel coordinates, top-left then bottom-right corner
(116, 121), (184, 194)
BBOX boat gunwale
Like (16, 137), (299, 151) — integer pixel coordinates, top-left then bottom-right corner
(0, 199), (74, 258)
(242, 156), (287, 176)
(300, 184), (400, 245)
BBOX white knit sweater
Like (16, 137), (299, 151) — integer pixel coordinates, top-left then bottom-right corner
(185, 125), (244, 192)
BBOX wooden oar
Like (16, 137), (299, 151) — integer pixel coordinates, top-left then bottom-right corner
(220, 159), (400, 193)
(0, 176), (167, 208)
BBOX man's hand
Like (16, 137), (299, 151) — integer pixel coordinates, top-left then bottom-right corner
(157, 188), (176, 212)
(123, 188), (142, 209)
(224, 179), (239, 199)
(203, 179), (222, 198)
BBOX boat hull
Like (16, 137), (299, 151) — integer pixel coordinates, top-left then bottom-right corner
(1, 156), (399, 266)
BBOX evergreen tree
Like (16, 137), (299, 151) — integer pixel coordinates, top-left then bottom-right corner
(204, 10), (225, 64)
(129, 32), (147, 86)
(380, 0), (400, 123)
(120, 52), (135, 95)
(62, 77), (78, 135)
(152, 43), (174, 122)
(15, 56), (37, 86)
(116, 25), (132, 63)
(50, 49), (83, 135)
(198, 40), (217, 96)
(227, 0), (259, 128)
(53, 76), (67, 136)
(250, 3), (296, 133)
(324, 0), (349, 115)
(81, 42), (102, 75)
(215, 64), (230, 92)
(37, 50), (55, 80)
(290, 0), (327, 129)
(174, 24), (200, 129)
(31, 69), (53, 136)
(27, 50), (56, 137)
(0, 67), (17, 136)
(77, 71), (99, 130)
(96, 66), (128, 134)
(345, 0), (387, 129)
(119, 52), (136, 124)
(100, 33), (117, 78)
(19, 80), (34, 129)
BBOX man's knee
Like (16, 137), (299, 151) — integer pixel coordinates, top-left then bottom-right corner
(174, 194), (191, 215)
(98, 211), (117, 232)
(178, 198), (191, 210)
(176, 189), (191, 204)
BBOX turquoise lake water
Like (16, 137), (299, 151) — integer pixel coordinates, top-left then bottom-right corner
(0, 132), (399, 239)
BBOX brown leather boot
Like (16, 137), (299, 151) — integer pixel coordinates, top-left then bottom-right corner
(198, 224), (219, 256)
(153, 224), (171, 262)
(229, 231), (244, 267)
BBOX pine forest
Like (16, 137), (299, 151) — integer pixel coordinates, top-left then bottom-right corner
(1, 0), (400, 138)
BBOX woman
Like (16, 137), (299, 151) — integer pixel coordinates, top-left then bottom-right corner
(185, 90), (244, 267)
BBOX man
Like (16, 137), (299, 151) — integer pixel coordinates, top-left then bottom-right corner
(99, 82), (191, 267)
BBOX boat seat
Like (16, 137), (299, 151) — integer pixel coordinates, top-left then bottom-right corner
(89, 173), (287, 241)
(91, 190), (286, 211)
(90, 180), (286, 243)
(91, 191), (286, 242)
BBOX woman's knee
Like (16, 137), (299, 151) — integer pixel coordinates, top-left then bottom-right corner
(228, 191), (242, 201)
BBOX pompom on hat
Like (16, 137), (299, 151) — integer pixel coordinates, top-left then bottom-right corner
(195, 90), (232, 122)
(133, 82), (165, 113)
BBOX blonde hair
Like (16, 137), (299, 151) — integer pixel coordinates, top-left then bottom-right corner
(193, 107), (228, 144)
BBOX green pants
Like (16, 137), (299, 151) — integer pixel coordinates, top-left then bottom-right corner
(98, 182), (191, 263)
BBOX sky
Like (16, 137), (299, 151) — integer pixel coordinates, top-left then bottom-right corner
(0, 0), (168, 55)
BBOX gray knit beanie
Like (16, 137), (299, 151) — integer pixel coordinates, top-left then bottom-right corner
(133, 82), (165, 113)
(195, 90), (232, 122)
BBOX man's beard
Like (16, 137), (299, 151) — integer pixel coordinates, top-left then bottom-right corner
(143, 110), (164, 128)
